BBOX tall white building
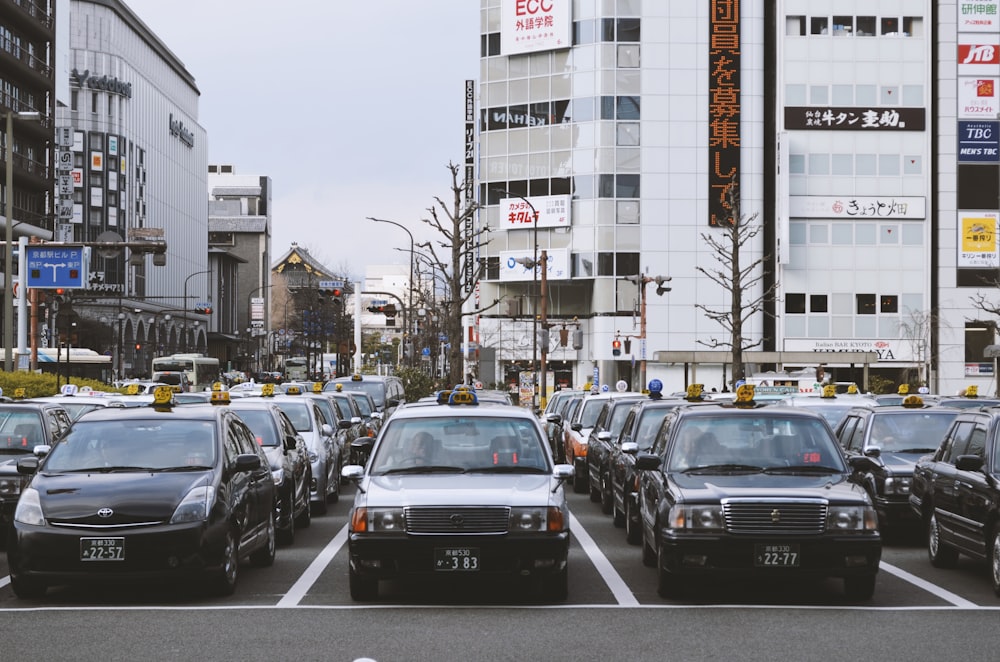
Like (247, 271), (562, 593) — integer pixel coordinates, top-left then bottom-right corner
(472, 0), (985, 397)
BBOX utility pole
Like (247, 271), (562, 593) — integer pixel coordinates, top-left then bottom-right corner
(539, 250), (548, 410)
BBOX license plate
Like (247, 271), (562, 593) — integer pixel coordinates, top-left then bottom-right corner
(80, 537), (125, 561)
(434, 547), (480, 572)
(754, 544), (799, 567)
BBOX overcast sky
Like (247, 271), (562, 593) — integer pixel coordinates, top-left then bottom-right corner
(123, 0), (480, 280)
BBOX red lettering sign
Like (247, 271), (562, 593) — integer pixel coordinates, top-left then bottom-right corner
(515, 0), (553, 16)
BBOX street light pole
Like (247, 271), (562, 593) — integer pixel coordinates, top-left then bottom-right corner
(368, 217), (414, 364)
(626, 273), (672, 391)
(183, 269), (211, 352)
(4, 109), (41, 372)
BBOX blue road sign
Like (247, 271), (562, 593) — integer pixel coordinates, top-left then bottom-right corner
(25, 245), (87, 288)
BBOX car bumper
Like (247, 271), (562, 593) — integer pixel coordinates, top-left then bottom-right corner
(348, 532), (570, 580)
(873, 495), (919, 527)
(8, 520), (230, 585)
(656, 531), (881, 579)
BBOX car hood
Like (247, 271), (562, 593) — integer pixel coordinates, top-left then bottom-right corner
(363, 473), (558, 507)
(875, 451), (926, 475)
(32, 471), (211, 524)
(0, 453), (32, 475)
(670, 471), (866, 502)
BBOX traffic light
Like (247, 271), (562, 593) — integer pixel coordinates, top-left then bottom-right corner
(367, 303), (385, 313)
(624, 338), (632, 353)
(320, 286), (344, 305)
(194, 304), (213, 314)
(52, 287), (66, 305)
(612, 338), (622, 356)
(572, 329), (583, 350)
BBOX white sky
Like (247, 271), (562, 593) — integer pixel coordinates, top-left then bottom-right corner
(122, 0), (480, 279)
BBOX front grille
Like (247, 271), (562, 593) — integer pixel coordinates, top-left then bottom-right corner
(405, 506), (510, 535)
(722, 498), (827, 535)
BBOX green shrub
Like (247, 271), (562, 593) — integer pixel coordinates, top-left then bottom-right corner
(0, 372), (122, 399)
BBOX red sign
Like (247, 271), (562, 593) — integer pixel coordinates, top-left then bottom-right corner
(959, 43), (1000, 65)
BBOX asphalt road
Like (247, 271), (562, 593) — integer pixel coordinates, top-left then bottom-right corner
(2, 486), (997, 662)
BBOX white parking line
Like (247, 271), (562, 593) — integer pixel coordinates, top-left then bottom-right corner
(569, 511), (639, 606)
(277, 522), (350, 607)
(879, 561), (979, 608)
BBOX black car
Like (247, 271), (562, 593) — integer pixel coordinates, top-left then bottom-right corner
(635, 399), (882, 600)
(225, 399), (313, 544)
(835, 401), (959, 532)
(585, 393), (644, 513)
(909, 406), (1000, 595)
(610, 397), (687, 543)
(326, 391), (367, 465)
(0, 401), (74, 532)
(6, 389), (276, 598)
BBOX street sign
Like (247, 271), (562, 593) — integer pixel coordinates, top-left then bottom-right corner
(57, 149), (72, 173)
(24, 245), (87, 289)
(319, 280), (344, 289)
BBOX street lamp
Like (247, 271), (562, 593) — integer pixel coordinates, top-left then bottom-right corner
(183, 269), (211, 352)
(368, 217), (414, 361)
(494, 189), (540, 408)
(4, 109), (41, 372)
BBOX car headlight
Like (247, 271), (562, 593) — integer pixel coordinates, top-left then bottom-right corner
(170, 485), (216, 523)
(667, 504), (724, 531)
(271, 468), (285, 486)
(350, 507), (406, 533)
(0, 475), (23, 497)
(308, 450), (319, 463)
(13, 487), (44, 526)
(827, 505), (878, 532)
(509, 506), (566, 532)
(883, 476), (911, 495)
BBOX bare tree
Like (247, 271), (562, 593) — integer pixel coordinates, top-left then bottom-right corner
(694, 184), (776, 385)
(416, 163), (497, 386)
(899, 307), (942, 388)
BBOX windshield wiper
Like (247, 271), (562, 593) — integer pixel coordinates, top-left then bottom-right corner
(764, 465), (842, 474)
(464, 465), (549, 474)
(379, 465), (466, 475)
(155, 465), (213, 472)
(680, 464), (765, 474)
(69, 465), (151, 473)
(892, 448), (937, 454)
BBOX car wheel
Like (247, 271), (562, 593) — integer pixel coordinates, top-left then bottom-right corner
(600, 472), (613, 515)
(843, 574), (877, 601)
(295, 492), (312, 529)
(10, 573), (46, 599)
(213, 528), (240, 596)
(349, 567), (378, 601)
(656, 540), (682, 599)
(990, 528), (1000, 597)
(588, 474), (601, 503)
(612, 497), (625, 528)
(277, 494), (295, 545)
(250, 511), (276, 567)
(327, 461), (340, 504)
(927, 511), (958, 568)
(641, 525), (657, 567)
(573, 459), (588, 494)
(625, 500), (641, 545)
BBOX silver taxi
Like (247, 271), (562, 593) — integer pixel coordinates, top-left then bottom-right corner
(341, 388), (574, 602)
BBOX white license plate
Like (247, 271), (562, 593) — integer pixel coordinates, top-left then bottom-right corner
(754, 544), (799, 567)
(80, 537), (125, 561)
(434, 547), (480, 572)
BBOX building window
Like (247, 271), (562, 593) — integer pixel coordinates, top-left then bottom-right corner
(616, 18), (641, 42)
(786, 293), (806, 314)
(617, 122), (640, 146)
(616, 252), (639, 276)
(965, 322), (995, 364)
(880, 295), (898, 313)
(857, 294), (876, 315)
(810, 295), (828, 313)
(597, 252), (615, 276)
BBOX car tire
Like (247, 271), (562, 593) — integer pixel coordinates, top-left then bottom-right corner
(589, 474), (601, 502)
(250, 511), (277, 567)
(277, 494), (295, 545)
(213, 528), (240, 596)
(656, 540), (683, 599)
(349, 567), (378, 601)
(843, 574), (877, 601)
(600, 472), (613, 515)
(641, 526), (657, 567)
(927, 511), (958, 568)
(990, 528), (1000, 597)
(10, 573), (46, 599)
(625, 500), (641, 545)
(612, 497), (625, 528)
(295, 493), (312, 529)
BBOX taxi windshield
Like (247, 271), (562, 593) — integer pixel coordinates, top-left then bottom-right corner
(370, 417), (549, 475)
(0, 411), (45, 451)
(44, 420), (218, 471)
(867, 412), (958, 453)
(334, 381), (384, 407)
(231, 409), (280, 447)
(668, 415), (846, 473)
(273, 401), (313, 432)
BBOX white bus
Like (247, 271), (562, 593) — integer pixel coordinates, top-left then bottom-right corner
(285, 356), (308, 381)
(151, 353), (220, 392)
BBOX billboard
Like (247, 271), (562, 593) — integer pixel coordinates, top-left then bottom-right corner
(499, 194), (570, 230)
(958, 211), (999, 268)
(500, 0), (572, 56)
(499, 248), (569, 282)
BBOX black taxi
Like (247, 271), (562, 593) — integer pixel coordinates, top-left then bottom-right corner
(6, 387), (276, 598)
(634, 385), (882, 600)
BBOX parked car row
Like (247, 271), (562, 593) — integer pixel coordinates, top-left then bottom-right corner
(1, 374), (405, 600)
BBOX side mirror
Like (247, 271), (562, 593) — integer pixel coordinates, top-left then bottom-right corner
(235, 453), (262, 472)
(621, 441), (639, 455)
(955, 454), (984, 472)
(320, 423), (334, 437)
(341, 464), (365, 481)
(635, 453), (662, 471)
(571, 422), (582, 432)
(16, 456), (40, 475)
